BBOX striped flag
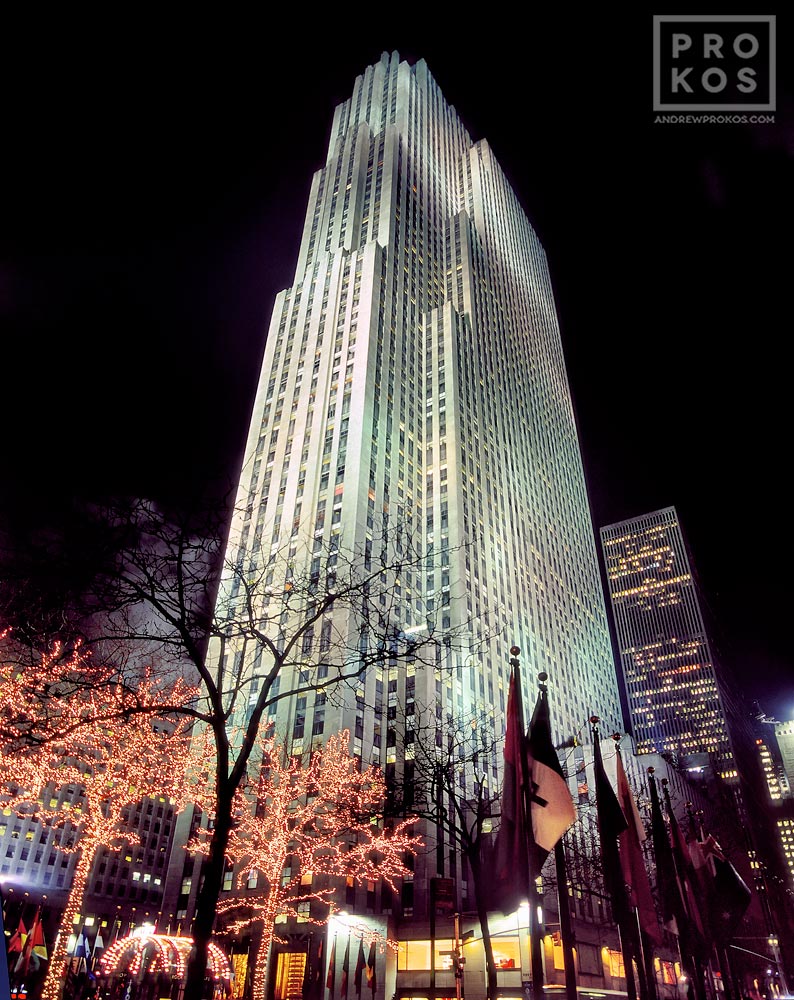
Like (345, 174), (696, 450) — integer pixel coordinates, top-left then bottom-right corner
(526, 686), (576, 859)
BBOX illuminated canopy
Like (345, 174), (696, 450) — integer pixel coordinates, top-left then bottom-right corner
(98, 930), (231, 984)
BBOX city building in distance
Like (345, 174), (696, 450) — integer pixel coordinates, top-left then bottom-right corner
(600, 506), (794, 970)
(197, 49), (625, 999)
(600, 506), (734, 775)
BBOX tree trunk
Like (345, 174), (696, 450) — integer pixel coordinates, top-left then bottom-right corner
(469, 849), (499, 1000)
(183, 784), (235, 999)
(42, 839), (96, 1000)
(251, 896), (280, 1000)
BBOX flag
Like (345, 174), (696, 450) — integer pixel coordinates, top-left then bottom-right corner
(615, 748), (662, 945)
(365, 941), (376, 993)
(648, 772), (681, 934)
(75, 927), (91, 973)
(90, 932), (104, 982)
(302, 935), (316, 999)
(526, 687), (576, 860)
(711, 853), (751, 942)
(690, 832), (750, 944)
(314, 936), (325, 991)
(592, 730), (628, 924)
(491, 668), (531, 913)
(7, 918), (26, 955)
(664, 786), (708, 953)
(15, 907), (47, 976)
(340, 937), (350, 998)
(354, 939), (366, 996)
(326, 935), (336, 995)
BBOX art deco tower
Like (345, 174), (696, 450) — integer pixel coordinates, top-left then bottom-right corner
(217, 51), (622, 918)
(600, 506), (734, 772)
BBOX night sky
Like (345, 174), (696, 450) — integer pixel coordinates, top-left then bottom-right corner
(3, 17), (793, 717)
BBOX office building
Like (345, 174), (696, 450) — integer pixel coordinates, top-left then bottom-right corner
(600, 506), (735, 774)
(776, 719), (794, 794)
(203, 50), (623, 997)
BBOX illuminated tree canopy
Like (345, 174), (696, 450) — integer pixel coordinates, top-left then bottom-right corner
(197, 730), (421, 1000)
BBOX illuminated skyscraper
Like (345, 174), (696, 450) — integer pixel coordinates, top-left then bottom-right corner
(600, 506), (734, 772)
(215, 50), (622, 932)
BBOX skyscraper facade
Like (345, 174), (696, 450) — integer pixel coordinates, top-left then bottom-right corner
(216, 49), (622, 939)
(600, 506), (733, 773)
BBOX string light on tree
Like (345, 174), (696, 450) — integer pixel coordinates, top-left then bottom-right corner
(195, 730), (421, 1000)
(0, 650), (199, 1000)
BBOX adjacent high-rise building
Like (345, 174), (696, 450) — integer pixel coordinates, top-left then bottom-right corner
(205, 50), (624, 995)
(776, 719), (794, 792)
(600, 506), (734, 773)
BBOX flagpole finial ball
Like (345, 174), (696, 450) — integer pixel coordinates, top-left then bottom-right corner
(538, 672), (548, 683)
(510, 646), (520, 656)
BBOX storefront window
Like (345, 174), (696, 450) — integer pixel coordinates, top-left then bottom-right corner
(492, 937), (520, 970)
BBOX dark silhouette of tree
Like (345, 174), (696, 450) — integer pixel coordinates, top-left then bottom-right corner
(1, 497), (480, 997)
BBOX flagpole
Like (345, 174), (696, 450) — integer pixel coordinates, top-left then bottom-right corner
(591, 719), (639, 1000)
(661, 780), (707, 1000)
(612, 736), (654, 1000)
(543, 674), (576, 1000)
(510, 648), (545, 1000)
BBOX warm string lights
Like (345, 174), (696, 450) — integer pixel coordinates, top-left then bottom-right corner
(197, 730), (421, 1000)
(98, 930), (230, 985)
(0, 650), (199, 1000)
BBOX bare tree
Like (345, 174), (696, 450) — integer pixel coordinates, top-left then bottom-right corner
(2, 497), (479, 997)
(384, 699), (505, 1000)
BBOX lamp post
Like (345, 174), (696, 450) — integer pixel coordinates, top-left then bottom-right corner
(767, 937), (788, 998)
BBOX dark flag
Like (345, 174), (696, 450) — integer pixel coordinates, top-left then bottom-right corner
(302, 935), (316, 1000)
(712, 854), (751, 942)
(690, 833), (751, 944)
(492, 669), (531, 914)
(648, 772), (682, 934)
(366, 941), (376, 994)
(615, 748), (662, 945)
(314, 936), (326, 995)
(354, 939), (366, 997)
(341, 937), (350, 999)
(526, 686), (576, 866)
(664, 785), (708, 954)
(592, 730), (629, 923)
(326, 935), (336, 996)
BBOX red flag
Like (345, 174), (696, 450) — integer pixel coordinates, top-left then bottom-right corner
(340, 937), (350, 998)
(326, 936), (336, 995)
(7, 918), (26, 954)
(15, 907), (46, 977)
(354, 939), (366, 996)
(615, 748), (662, 945)
(492, 669), (531, 913)
(666, 792), (708, 947)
